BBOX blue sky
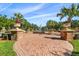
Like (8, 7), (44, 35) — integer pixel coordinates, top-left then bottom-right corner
(0, 3), (73, 26)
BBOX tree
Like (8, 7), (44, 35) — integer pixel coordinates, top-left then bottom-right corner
(54, 22), (64, 30)
(0, 15), (15, 30)
(71, 20), (79, 29)
(41, 26), (48, 32)
(0, 13), (39, 32)
(31, 24), (39, 31)
(21, 20), (33, 31)
(14, 13), (24, 20)
(57, 4), (79, 28)
(46, 20), (58, 30)
(13, 13), (32, 31)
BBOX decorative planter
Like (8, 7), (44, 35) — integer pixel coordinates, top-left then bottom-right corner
(63, 22), (71, 30)
(60, 30), (74, 41)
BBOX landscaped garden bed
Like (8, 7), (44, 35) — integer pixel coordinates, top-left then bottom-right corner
(0, 40), (16, 56)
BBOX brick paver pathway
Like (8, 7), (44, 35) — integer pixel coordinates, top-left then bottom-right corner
(13, 32), (73, 56)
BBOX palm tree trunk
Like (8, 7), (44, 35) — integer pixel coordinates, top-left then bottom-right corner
(67, 17), (72, 27)
(68, 17), (72, 23)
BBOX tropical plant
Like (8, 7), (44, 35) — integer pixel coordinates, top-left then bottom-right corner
(0, 15), (15, 30)
(57, 4), (79, 27)
(71, 20), (79, 29)
(13, 13), (33, 31)
(0, 13), (34, 31)
(54, 22), (64, 30)
(31, 24), (39, 31)
(46, 20), (58, 30)
(14, 13), (24, 20)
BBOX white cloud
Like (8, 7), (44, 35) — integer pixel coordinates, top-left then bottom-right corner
(9, 3), (45, 15)
(26, 13), (57, 19)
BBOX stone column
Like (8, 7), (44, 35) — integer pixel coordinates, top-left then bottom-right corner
(16, 31), (25, 41)
(60, 30), (74, 41)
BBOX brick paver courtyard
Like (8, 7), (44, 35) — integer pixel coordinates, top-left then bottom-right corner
(13, 32), (73, 56)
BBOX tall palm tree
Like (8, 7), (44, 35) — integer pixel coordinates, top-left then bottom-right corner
(57, 4), (79, 28)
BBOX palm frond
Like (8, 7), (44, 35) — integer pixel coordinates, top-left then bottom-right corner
(57, 13), (62, 17)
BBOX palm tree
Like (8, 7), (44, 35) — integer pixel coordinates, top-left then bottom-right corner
(57, 4), (79, 29)
(14, 13), (24, 20)
(13, 13), (32, 31)
(14, 13), (25, 28)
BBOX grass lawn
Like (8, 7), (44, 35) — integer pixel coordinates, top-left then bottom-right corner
(70, 40), (79, 56)
(0, 40), (16, 56)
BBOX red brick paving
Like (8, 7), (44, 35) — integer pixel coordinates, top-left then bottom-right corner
(13, 32), (73, 56)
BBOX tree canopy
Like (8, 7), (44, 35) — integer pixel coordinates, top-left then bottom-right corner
(57, 4), (79, 22)
(0, 13), (39, 31)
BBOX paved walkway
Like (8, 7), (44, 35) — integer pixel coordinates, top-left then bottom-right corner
(13, 32), (73, 56)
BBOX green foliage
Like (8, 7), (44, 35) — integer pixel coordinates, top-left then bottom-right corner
(13, 13), (39, 31)
(41, 26), (48, 32)
(0, 41), (16, 56)
(71, 20), (79, 29)
(57, 4), (79, 22)
(0, 15), (15, 30)
(14, 13), (24, 20)
(46, 20), (63, 31)
(0, 13), (37, 31)
(46, 19), (79, 31)
(31, 24), (39, 31)
(46, 20), (58, 29)
(54, 22), (64, 30)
